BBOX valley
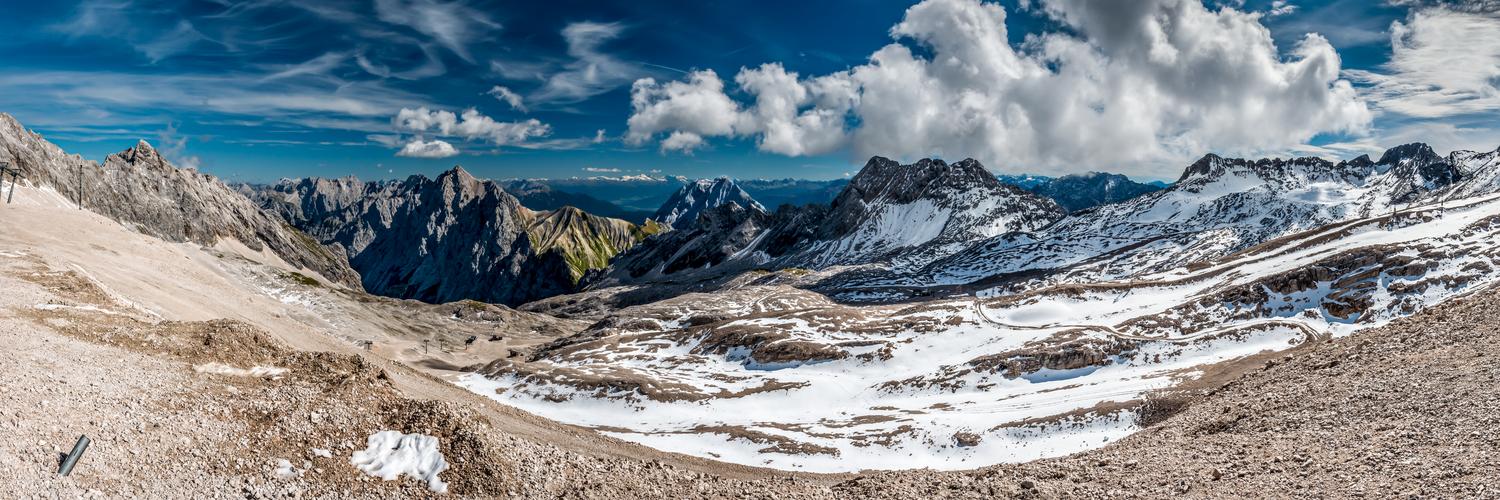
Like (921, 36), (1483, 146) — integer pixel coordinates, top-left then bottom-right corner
(3, 110), (1500, 495)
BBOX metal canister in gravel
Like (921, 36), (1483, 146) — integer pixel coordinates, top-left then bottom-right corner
(58, 435), (91, 476)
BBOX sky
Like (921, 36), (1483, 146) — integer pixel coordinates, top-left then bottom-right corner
(1, 0), (1497, 183)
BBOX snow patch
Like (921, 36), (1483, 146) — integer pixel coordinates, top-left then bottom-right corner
(350, 430), (450, 494)
(194, 363), (289, 379)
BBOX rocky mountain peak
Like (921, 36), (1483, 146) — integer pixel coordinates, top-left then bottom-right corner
(1377, 143), (1439, 166)
(1178, 153), (1224, 181)
(651, 176), (764, 230)
(0, 114), (361, 288)
(113, 140), (174, 172)
(843, 156), (1008, 208)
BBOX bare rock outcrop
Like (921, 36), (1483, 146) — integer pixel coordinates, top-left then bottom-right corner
(0, 113), (360, 287)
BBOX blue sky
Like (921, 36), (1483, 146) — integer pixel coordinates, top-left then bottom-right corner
(1, 0), (1496, 182)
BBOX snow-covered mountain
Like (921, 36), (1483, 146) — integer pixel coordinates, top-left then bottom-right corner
(463, 143), (1500, 473)
(595, 156), (1066, 290)
(787, 157), (1065, 268)
(891, 143), (1491, 294)
(651, 177), (766, 230)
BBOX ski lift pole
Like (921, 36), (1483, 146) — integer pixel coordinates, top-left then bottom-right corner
(58, 435), (91, 476)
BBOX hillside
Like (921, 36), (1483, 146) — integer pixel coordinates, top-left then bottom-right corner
(244, 168), (654, 306)
(0, 113), (360, 288)
(5, 182), (1497, 496)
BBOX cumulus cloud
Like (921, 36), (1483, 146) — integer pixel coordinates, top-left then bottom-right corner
(396, 138), (459, 158)
(394, 106), (551, 145)
(1345, 7), (1500, 118)
(624, 0), (1373, 176)
(625, 70), (741, 147)
(487, 85), (526, 112)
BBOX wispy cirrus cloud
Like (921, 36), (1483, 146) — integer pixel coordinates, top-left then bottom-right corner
(1345, 6), (1500, 119)
(52, 0), (214, 63)
(372, 0), (500, 63)
(525, 21), (652, 106)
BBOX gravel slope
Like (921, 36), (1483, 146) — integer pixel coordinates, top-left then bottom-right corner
(3, 182), (1499, 498)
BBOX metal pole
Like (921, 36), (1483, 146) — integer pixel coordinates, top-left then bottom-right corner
(6, 170), (14, 204)
(58, 435), (91, 476)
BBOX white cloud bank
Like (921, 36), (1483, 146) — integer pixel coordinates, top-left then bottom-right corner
(625, 0), (1373, 176)
(396, 138), (459, 158)
(389, 106), (551, 157)
(1346, 6), (1500, 119)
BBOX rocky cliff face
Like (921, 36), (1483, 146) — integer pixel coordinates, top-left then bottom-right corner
(0, 113), (361, 287)
(785, 157), (1066, 268)
(247, 167), (653, 306)
(593, 156), (1066, 286)
(596, 202), (773, 284)
(652, 177), (766, 230)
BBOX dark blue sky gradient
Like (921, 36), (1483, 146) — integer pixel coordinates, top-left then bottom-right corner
(0, 1), (1418, 182)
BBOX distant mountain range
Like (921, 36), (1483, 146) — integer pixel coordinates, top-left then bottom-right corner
(501, 179), (654, 223)
(590, 157), (1066, 290)
(997, 172), (1167, 212)
(240, 168), (661, 306)
(512, 176), (848, 216)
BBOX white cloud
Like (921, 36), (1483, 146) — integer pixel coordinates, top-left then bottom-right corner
(593, 129), (607, 143)
(487, 85), (526, 112)
(372, 0), (500, 62)
(52, 1), (210, 63)
(733, 63), (857, 156)
(1268, 1), (1297, 16)
(157, 122), (203, 170)
(396, 138), (459, 158)
(388, 106), (555, 156)
(393, 107), (550, 145)
(394, 107), (458, 133)
(530, 21), (647, 104)
(660, 131), (705, 153)
(623, 0), (1374, 177)
(262, 51), (348, 82)
(582, 166), (620, 172)
(625, 70), (741, 146)
(1345, 7), (1500, 118)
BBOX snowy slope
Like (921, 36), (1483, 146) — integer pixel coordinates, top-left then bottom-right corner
(780, 157), (1065, 269)
(891, 144), (1499, 290)
(456, 146), (1500, 473)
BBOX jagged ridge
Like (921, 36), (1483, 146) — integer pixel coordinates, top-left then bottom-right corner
(0, 113), (361, 287)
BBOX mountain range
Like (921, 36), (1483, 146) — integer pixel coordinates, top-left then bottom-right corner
(0, 113), (361, 288)
(999, 172), (1167, 212)
(8, 109), (1500, 475)
(241, 168), (660, 306)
